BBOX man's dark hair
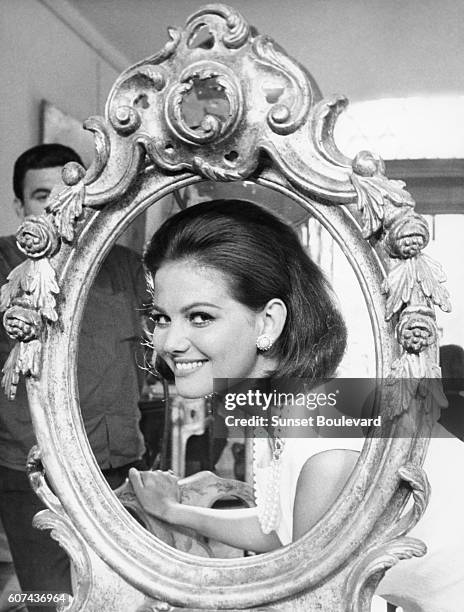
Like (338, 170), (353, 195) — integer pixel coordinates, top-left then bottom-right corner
(13, 144), (83, 200)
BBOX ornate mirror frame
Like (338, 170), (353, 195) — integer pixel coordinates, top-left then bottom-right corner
(0, 5), (450, 611)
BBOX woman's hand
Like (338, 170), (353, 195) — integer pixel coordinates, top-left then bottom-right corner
(128, 469), (180, 522)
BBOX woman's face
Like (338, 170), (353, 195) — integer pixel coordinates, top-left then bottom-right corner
(150, 260), (267, 398)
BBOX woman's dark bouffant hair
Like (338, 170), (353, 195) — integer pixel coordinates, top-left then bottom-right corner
(143, 199), (347, 385)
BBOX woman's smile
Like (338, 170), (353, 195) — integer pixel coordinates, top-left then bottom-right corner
(172, 359), (209, 376)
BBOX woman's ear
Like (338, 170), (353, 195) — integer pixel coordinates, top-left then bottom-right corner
(259, 298), (287, 343)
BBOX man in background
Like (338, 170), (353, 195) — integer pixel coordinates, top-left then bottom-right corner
(0, 144), (147, 609)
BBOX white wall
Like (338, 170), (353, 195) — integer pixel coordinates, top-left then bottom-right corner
(0, 0), (121, 236)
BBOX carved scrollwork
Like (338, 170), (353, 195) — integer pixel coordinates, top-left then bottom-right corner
(137, 27), (182, 68)
(61, 161), (87, 187)
(1, 340), (41, 400)
(345, 537), (426, 612)
(81, 116), (111, 185)
(393, 462), (431, 536)
(191, 155), (253, 181)
(415, 254), (452, 310)
(108, 27), (181, 137)
(385, 213), (429, 259)
(0, 158), (90, 398)
(0, 171), (87, 396)
(26, 445), (66, 517)
(16, 215), (60, 259)
(27, 447), (92, 612)
(33, 510), (92, 612)
(345, 462), (430, 612)
(384, 351), (445, 420)
(165, 62), (243, 145)
(185, 4), (250, 50)
(79, 2), (327, 199)
(0, 162), (89, 397)
(252, 35), (311, 135)
(382, 252), (451, 320)
(0, 256), (59, 322)
(109, 104), (142, 136)
(378, 196), (450, 338)
(3, 302), (42, 342)
(310, 95), (351, 167)
(396, 306), (437, 354)
(350, 150), (415, 239)
(47, 175), (86, 242)
(0, 241), (60, 398)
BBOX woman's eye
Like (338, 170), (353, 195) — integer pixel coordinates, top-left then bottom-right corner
(150, 313), (170, 328)
(189, 312), (213, 326)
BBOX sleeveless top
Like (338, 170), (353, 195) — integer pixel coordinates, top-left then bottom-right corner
(253, 435), (362, 544)
(253, 426), (464, 612)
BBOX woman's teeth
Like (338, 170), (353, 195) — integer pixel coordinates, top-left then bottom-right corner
(175, 361), (206, 371)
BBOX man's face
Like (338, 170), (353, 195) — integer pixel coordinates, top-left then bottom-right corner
(15, 166), (64, 218)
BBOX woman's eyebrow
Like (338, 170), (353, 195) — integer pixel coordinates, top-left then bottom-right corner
(150, 303), (166, 313)
(180, 302), (221, 313)
(151, 302), (221, 313)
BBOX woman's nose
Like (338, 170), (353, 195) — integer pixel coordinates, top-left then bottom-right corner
(159, 322), (190, 354)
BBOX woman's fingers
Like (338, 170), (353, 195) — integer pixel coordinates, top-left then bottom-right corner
(127, 469), (180, 521)
(129, 468), (179, 497)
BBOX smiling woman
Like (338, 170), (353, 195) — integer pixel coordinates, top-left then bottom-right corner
(129, 198), (352, 551)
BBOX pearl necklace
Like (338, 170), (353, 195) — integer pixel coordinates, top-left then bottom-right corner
(253, 434), (285, 535)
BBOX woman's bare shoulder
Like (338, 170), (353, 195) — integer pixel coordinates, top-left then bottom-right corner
(293, 448), (359, 540)
(302, 447), (359, 474)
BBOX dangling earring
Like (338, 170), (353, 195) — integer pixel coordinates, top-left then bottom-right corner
(256, 334), (273, 352)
